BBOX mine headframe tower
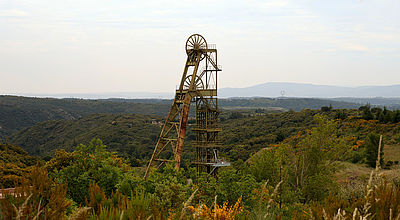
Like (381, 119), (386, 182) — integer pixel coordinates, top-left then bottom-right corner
(144, 34), (229, 178)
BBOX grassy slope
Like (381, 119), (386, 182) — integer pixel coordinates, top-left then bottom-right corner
(8, 114), (163, 163)
(335, 144), (400, 195)
(7, 109), (322, 162)
(385, 144), (400, 162)
(8, 106), (400, 167)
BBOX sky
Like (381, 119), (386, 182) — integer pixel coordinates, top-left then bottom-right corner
(0, 0), (400, 95)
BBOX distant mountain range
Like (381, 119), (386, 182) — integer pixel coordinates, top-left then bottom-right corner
(219, 82), (400, 98)
(9, 82), (400, 99)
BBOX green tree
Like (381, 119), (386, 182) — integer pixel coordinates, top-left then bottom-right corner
(141, 163), (190, 212)
(383, 107), (393, 123)
(216, 167), (258, 206)
(248, 148), (280, 184)
(364, 133), (384, 168)
(50, 139), (127, 204)
(393, 110), (400, 123)
(299, 115), (350, 201)
(250, 115), (351, 203)
(360, 104), (373, 120)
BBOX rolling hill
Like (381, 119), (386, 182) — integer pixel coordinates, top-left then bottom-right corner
(7, 114), (163, 164)
(7, 109), (327, 162)
(0, 96), (170, 139)
(220, 82), (400, 98)
(0, 95), (361, 140)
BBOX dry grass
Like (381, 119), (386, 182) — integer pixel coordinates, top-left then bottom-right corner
(334, 142), (400, 185)
(334, 161), (372, 183)
(67, 207), (92, 220)
(382, 144), (400, 183)
(329, 136), (400, 219)
(334, 161), (372, 200)
(334, 160), (400, 201)
(335, 161), (400, 182)
(381, 168), (400, 184)
(384, 144), (400, 162)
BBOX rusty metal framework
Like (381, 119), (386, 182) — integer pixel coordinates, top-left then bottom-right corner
(144, 34), (228, 178)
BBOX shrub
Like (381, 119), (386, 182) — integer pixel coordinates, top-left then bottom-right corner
(0, 165), (71, 219)
(49, 139), (127, 205)
(86, 183), (154, 220)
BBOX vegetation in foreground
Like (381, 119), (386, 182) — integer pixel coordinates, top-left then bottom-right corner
(1, 112), (400, 219)
(8, 105), (400, 166)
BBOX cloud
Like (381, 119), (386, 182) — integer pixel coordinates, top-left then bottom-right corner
(259, 0), (289, 8)
(0, 9), (29, 17)
(1, 0), (399, 93)
(343, 44), (369, 52)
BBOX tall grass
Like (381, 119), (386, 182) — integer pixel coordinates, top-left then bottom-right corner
(315, 135), (400, 219)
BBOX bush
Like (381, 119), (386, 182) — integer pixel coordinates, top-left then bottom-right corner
(0, 165), (72, 219)
(49, 139), (127, 205)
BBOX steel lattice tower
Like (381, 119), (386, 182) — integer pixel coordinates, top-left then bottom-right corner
(144, 34), (229, 178)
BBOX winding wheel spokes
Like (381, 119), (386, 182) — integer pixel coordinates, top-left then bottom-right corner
(183, 75), (204, 90)
(186, 34), (207, 61)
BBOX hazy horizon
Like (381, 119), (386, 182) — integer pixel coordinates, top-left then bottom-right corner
(1, 0), (400, 94)
(4, 81), (400, 99)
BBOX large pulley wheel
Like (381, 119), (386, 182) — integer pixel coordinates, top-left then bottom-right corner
(186, 34), (207, 61)
(183, 75), (204, 90)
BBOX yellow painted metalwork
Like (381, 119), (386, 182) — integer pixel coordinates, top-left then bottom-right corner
(144, 34), (223, 178)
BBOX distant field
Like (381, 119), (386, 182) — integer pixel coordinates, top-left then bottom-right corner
(384, 144), (400, 162)
(335, 144), (400, 187)
(221, 106), (287, 112)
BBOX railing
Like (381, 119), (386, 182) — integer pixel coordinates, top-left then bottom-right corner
(207, 44), (216, 49)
